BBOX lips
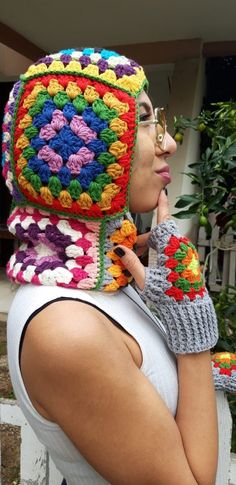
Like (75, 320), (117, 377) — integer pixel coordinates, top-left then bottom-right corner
(156, 165), (170, 174)
(155, 165), (171, 183)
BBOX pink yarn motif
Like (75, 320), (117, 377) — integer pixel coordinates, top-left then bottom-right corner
(39, 125), (56, 140)
(66, 147), (94, 174)
(38, 146), (63, 172)
(51, 110), (68, 131)
(70, 116), (97, 143)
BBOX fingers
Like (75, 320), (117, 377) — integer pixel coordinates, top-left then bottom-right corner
(157, 190), (171, 225)
(114, 246), (145, 290)
(135, 232), (150, 257)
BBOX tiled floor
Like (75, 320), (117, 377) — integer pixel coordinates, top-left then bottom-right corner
(0, 270), (17, 320)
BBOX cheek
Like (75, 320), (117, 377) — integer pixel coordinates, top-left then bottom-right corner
(132, 132), (155, 171)
(129, 134), (162, 213)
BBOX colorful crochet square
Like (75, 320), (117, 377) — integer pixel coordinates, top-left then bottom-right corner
(212, 352), (236, 377)
(2, 48), (147, 222)
(164, 235), (205, 301)
(6, 206), (137, 290)
(7, 206), (101, 289)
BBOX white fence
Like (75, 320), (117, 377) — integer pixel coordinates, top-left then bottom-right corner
(197, 226), (236, 292)
(0, 393), (236, 484)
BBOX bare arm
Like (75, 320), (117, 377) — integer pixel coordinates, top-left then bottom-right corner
(21, 300), (217, 485)
(176, 352), (218, 485)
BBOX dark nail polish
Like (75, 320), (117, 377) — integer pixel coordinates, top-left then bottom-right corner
(114, 247), (125, 257)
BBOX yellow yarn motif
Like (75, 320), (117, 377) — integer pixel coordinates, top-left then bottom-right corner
(83, 65), (99, 77)
(103, 93), (129, 115)
(106, 163), (124, 179)
(108, 265), (123, 277)
(17, 158), (28, 169)
(48, 60), (65, 71)
(47, 79), (64, 96)
(59, 191), (73, 208)
(40, 187), (53, 205)
(18, 175), (37, 198)
(109, 118), (128, 137)
(98, 184), (120, 211)
(66, 82), (82, 99)
(16, 135), (30, 150)
(19, 114), (32, 129)
(65, 60), (82, 72)
(25, 63), (47, 77)
(84, 85), (100, 103)
(100, 70), (117, 84)
(109, 141), (128, 159)
(78, 192), (93, 209)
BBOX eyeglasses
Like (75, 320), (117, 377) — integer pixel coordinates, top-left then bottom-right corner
(138, 107), (167, 151)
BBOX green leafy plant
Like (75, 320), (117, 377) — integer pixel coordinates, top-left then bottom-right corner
(173, 101), (236, 238)
(213, 286), (236, 353)
(174, 103), (236, 452)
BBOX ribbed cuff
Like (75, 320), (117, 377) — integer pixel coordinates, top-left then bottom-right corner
(156, 293), (218, 354)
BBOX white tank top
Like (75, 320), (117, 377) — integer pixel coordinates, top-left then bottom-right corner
(7, 284), (178, 485)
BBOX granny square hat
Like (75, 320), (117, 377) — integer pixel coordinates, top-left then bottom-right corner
(2, 48), (148, 292)
(2, 47), (147, 221)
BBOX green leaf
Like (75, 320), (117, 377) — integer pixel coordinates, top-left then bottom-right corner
(175, 194), (200, 208)
(172, 210), (197, 219)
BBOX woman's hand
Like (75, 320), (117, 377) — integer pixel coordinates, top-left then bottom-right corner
(115, 190), (170, 289)
(114, 190), (218, 354)
(135, 191), (171, 258)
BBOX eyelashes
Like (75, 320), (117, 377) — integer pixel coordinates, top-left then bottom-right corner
(139, 112), (152, 121)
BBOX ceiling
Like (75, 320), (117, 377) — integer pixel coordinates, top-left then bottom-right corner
(0, 0), (235, 53)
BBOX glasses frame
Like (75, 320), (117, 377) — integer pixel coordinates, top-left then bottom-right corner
(138, 107), (167, 151)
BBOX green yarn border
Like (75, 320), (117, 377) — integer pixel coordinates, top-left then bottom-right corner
(93, 219), (106, 290)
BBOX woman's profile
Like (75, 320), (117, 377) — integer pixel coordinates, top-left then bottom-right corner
(2, 47), (235, 484)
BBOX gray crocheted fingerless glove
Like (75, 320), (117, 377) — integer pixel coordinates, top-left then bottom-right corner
(136, 219), (219, 354)
(212, 353), (236, 393)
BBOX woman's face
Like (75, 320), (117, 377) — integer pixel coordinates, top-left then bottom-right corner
(129, 91), (177, 213)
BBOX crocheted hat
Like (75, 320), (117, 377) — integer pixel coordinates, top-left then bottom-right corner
(2, 48), (148, 291)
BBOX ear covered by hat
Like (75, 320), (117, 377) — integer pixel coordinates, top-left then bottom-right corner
(2, 48), (147, 220)
(1, 48), (148, 291)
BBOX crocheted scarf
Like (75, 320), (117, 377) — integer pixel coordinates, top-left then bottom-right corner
(2, 48), (147, 291)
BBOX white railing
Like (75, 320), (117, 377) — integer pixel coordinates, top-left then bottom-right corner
(0, 393), (235, 484)
(197, 226), (236, 292)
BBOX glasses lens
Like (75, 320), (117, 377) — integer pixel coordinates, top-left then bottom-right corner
(155, 109), (166, 149)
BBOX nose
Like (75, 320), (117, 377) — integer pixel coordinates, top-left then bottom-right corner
(162, 131), (177, 156)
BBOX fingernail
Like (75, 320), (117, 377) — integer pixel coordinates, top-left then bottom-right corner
(114, 247), (125, 257)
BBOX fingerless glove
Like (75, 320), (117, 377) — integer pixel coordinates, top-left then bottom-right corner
(212, 352), (236, 393)
(136, 220), (218, 354)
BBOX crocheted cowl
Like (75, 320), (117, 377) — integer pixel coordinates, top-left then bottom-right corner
(2, 48), (148, 291)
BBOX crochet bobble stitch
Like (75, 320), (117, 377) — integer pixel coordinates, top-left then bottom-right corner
(7, 206), (136, 291)
(212, 352), (236, 377)
(163, 234), (205, 301)
(2, 48), (147, 220)
(2, 48), (145, 291)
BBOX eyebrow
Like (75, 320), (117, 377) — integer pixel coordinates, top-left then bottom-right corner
(138, 101), (152, 111)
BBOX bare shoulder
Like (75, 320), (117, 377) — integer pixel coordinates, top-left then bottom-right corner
(20, 299), (134, 413)
(21, 299), (197, 484)
(21, 298), (131, 383)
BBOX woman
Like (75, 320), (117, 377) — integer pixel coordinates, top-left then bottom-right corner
(2, 47), (232, 484)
